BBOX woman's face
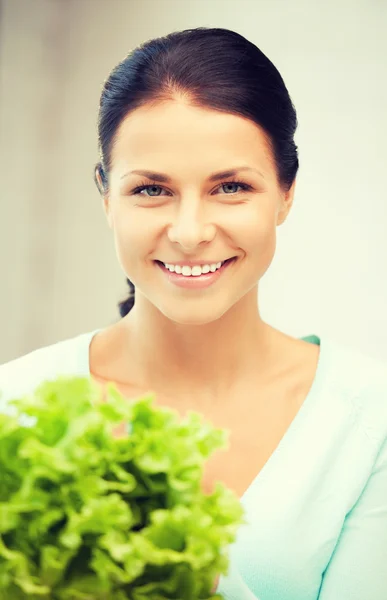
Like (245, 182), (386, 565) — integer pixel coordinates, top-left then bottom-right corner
(103, 99), (295, 325)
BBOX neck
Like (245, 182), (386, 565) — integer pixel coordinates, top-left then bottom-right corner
(121, 289), (277, 398)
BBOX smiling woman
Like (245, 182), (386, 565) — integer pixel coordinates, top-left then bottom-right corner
(1, 26), (387, 600)
(93, 27), (298, 324)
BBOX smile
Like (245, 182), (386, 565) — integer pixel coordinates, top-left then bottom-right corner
(162, 261), (226, 276)
(155, 258), (236, 289)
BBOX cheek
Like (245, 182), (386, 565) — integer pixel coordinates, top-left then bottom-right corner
(111, 207), (162, 279)
(110, 209), (145, 269)
(227, 202), (277, 258)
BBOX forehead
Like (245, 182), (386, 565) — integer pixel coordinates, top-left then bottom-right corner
(111, 100), (275, 179)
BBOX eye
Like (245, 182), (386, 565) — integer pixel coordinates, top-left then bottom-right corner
(132, 184), (170, 197)
(217, 181), (252, 194)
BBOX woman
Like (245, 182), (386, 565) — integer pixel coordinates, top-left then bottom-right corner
(1, 27), (386, 600)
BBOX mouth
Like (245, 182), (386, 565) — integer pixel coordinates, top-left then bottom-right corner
(154, 257), (237, 289)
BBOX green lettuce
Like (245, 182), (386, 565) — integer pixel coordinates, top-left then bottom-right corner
(0, 377), (244, 599)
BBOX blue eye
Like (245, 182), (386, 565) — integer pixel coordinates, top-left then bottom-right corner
(138, 185), (163, 196)
(131, 182), (171, 198)
(220, 182), (252, 194)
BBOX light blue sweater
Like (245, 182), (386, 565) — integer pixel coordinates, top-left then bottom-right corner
(1, 330), (387, 600)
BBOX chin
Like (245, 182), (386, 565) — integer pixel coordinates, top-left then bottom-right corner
(158, 302), (230, 326)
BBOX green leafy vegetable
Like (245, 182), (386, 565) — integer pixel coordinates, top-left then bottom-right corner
(0, 377), (244, 599)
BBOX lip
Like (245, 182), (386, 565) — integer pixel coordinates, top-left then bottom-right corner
(157, 258), (235, 267)
(156, 257), (236, 289)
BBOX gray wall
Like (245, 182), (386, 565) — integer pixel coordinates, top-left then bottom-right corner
(1, 0), (387, 363)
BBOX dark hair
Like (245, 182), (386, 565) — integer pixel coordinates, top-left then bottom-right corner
(94, 27), (299, 318)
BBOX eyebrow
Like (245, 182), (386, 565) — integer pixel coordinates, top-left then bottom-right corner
(120, 166), (265, 183)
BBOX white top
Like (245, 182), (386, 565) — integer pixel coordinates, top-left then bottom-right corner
(1, 330), (387, 600)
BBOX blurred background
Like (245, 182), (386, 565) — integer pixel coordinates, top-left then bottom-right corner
(1, 0), (386, 363)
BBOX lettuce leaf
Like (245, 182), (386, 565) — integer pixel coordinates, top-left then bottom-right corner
(0, 377), (244, 599)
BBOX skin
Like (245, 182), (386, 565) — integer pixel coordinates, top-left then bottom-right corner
(93, 97), (312, 406)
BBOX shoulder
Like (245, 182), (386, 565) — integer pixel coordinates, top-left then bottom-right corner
(0, 330), (98, 413)
(322, 336), (387, 444)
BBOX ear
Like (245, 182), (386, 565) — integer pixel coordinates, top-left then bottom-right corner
(102, 193), (113, 229)
(277, 178), (296, 226)
(95, 164), (113, 229)
(94, 164), (105, 195)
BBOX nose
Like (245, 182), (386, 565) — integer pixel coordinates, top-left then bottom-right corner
(167, 199), (216, 252)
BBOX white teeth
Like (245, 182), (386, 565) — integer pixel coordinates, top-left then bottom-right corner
(163, 261), (226, 276)
(191, 266), (202, 277)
